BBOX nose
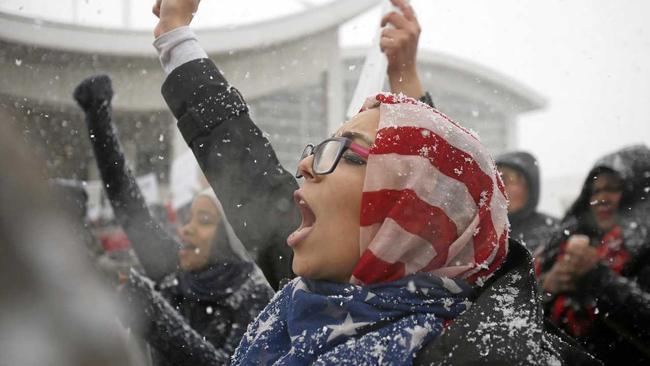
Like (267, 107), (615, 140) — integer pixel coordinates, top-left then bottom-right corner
(180, 221), (193, 240)
(297, 154), (319, 181)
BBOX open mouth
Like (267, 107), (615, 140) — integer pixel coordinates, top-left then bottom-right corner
(287, 190), (316, 247)
(596, 206), (613, 217)
(178, 242), (198, 253)
(591, 200), (613, 218)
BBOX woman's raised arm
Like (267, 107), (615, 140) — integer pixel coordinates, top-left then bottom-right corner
(74, 75), (179, 282)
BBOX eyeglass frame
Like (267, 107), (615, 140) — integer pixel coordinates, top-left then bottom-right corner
(295, 137), (370, 178)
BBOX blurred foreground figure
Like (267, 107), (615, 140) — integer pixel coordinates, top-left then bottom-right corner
(538, 145), (650, 365)
(496, 151), (559, 254)
(0, 123), (145, 366)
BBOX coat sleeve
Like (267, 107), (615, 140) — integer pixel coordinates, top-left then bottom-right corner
(201, 277), (274, 357)
(539, 223), (650, 346)
(578, 262), (650, 343)
(74, 75), (179, 282)
(124, 271), (231, 365)
(160, 59), (299, 290)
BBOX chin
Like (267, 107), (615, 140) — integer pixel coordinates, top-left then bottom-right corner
(179, 256), (200, 271)
(597, 221), (615, 232)
(291, 256), (312, 279)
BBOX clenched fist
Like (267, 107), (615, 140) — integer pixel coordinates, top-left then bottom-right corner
(380, 0), (424, 99)
(152, 0), (201, 38)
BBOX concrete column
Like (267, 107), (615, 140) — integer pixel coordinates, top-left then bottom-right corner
(505, 117), (518, 150)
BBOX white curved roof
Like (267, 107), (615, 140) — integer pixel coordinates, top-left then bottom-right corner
(415, 50), (547, 111)
(0, 0), (378, 56)
(342, 48), (547, 113)
(0, 0), (335, 30)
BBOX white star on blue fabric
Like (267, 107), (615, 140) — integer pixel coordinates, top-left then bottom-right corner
(365, 291), (376, 302)
(406, 325), (429, 351)
(326, 313), (372, 343)
(255, 313), (277, 337)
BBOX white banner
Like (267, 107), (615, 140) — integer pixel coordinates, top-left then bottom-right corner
(345, 0), (400, 118)
(136, 172), (160, 206)
(170, 149), (202, 210)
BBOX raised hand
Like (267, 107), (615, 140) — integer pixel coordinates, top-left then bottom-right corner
(73, 74), (113, 112)
(152, 0), (201, 38)
(380, 0), (424, 98)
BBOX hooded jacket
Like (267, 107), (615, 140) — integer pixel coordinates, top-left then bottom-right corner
(74, 75), (273, 365)
(154, 57), (598, 365)
(538, 145), (650, 365)
(496, 151), (559, 253)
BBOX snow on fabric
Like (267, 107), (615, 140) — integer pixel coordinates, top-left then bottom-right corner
(352, 93), (509, 285)
(231, 276), (472, 365)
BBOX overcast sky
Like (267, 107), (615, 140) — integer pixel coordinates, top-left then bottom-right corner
(342, 0), (650, 214)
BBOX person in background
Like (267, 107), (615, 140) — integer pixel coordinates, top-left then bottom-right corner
(74, 74), (273, 365)
(496, 151), (559, 255)
(537, 145), (650, 365)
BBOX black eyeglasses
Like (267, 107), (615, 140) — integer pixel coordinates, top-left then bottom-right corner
(295, 137), (370, 178)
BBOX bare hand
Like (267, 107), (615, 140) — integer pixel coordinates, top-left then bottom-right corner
(542, 235), (601, 294)
(381, 0), (423, 98)
(542, 259), (576, 294)
(564, 235), (600, 277)
(152, 0), (200, 38)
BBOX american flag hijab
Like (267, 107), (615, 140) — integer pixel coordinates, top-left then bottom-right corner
(352, 93), (510, 285)
(231, 93), (508, 366)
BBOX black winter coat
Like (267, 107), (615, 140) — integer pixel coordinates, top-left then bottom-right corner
(74, 75), (273, 365)
(163, 61), (299, 291)
(124, 268), (272, 366)
(538, 146), (650, 365)
(496, 151), (559, 253)
(415, 239), (599, 365)
(159, 58), (599, 365)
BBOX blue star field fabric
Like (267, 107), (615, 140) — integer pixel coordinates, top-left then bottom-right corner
(231, 274), (472, 365)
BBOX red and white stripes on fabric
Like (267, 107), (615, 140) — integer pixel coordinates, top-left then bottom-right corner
(350, 93), (509, 286)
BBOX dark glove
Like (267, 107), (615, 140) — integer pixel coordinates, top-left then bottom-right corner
(73, 74), (113, 112)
